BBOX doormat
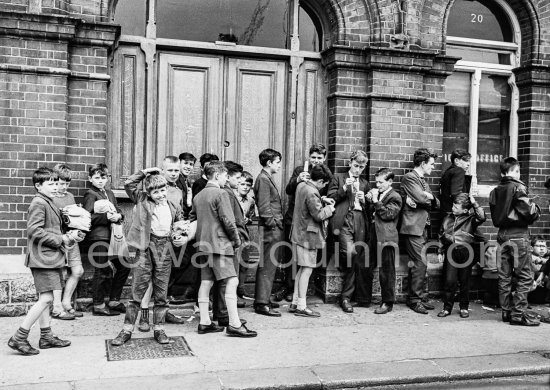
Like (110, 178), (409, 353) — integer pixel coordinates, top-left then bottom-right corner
(105, 336), (193, 361)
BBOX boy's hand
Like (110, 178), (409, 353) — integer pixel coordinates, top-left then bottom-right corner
(142, 167), (161, 175)
(423, 191), (434, 200)
(172, 235), (189, 247)
(327, 204), (336, 213)
(107, 212), (121, 222)
(69, 230), (85, 243)
(536, 273), (544, 286)
(298, 171), (310, 183)
(344, 178), (355, 188)
(321, 196), (335, 206)
(406, 196), (417, 209)
(356, 190), (365, 203)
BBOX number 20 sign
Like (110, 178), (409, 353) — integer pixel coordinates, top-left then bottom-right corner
(471, 13), (484, 23)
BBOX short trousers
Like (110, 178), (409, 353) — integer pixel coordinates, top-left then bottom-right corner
(65, 244), (82, 268)
(31, 268), (65, 294)
(200, 254), (238, 281)
(294, 245), (320, 268)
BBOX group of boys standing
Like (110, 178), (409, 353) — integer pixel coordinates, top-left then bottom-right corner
(7, 143), (544, 355)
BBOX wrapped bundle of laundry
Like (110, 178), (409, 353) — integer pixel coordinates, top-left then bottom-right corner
(61, 204), (91, 233)
(171, 220), (197, 242)
(93, 199), (117, 214)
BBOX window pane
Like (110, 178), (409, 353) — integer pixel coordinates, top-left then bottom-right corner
(447, 46), (511, 65)
(299, 6), (320, 52)
(447, 0), (513, 42)
(157, 0), (289, 49)
(477, 74), (510, 184)
(114, 0), (146, 36)
(443, 72), (471, 171)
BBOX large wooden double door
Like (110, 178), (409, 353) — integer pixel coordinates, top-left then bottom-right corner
(157, 52), (326, 186)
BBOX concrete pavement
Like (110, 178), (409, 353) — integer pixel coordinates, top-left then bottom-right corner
(1, 299), (549, 389)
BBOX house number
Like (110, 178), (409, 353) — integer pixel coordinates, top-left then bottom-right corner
(471, 13), (483, 23)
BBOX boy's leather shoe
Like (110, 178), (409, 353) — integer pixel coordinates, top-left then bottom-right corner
(165, 312), (186, 324)
(341, 299), (353, 313)
(295, 307), (321, 317)
(437, 309), (451, 318)
(255, 304), (281, 317)
(138, 317), (150, 332)
(226, 325), (257, 337)
(154, 330), (171, 344)
(502, 310), (511, 322)
(288, 304), (297, 313)
(410, 302), (428, 314)
(39, 336), (71, 349)
(111, 330), (131, 346)
(459, 309), (470, 318)
(374, 303), (393, 315)
(8, 337), (39, 356)
(198, 323), (224, 334)
(421, 301), (435, 310)
(108, 303), (126, 313)
(271, 287), (288, 302)
(93, 307), (119, 316)
(510, 315), (540, 327)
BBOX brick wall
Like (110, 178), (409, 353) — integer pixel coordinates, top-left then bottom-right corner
(0, 7), (117, 259)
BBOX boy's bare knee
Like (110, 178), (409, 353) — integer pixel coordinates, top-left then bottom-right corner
(72, 266), (84, 278)
(40, 292), (54, 304)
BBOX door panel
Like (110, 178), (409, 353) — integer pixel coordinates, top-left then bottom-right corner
(295, 60), (327, 164)
(225, 58), (287, 188)
(157, 53), (223, 162)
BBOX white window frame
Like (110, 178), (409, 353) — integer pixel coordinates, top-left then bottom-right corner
(446, 0), (520, 197)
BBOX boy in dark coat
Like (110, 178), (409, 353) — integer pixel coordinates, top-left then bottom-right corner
(489, 157), (541, 326)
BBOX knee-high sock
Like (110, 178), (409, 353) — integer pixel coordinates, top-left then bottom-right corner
(198, 280), (214, 325)
(297, 267), (313, 310)
(292, 267), (302, 305)
(225, 277), (241, 328)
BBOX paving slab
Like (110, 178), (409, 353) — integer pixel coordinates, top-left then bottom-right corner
(75, 372), (221, 390)
(433, 352), (550, 379)
(312, 360), (447, 388)
(218, 367), (321, 390)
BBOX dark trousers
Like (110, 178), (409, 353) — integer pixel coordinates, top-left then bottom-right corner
(370, 230), (396, 305)
(403, 231), (427, 305)
(277, 223), (295, 292)
(442, 246), (473, 311)
(339, 211), (373, 303)
(86, 240), (130, 306)
(254, 226), (283, 306)
(237, 245), (251, 296)
(124, 235), (172, 328)
(167, 244), (197, 297)
(497, 232), (531, 320)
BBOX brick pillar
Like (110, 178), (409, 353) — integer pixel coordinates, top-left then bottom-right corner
(514, 64), (550, 236)
(316, 45), (457, 302)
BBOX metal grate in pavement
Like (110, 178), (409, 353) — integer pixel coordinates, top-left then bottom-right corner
(105, 336), (193, 361)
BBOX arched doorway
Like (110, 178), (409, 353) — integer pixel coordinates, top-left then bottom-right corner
(108, 0), (328, 191)
(444, 0), (520, 196)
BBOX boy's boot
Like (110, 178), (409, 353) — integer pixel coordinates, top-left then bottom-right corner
(154, 329), (171, 344)
(111, 330), (131, 346)
(38, 327), (71, 349)
(8, 327), (39, 356)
